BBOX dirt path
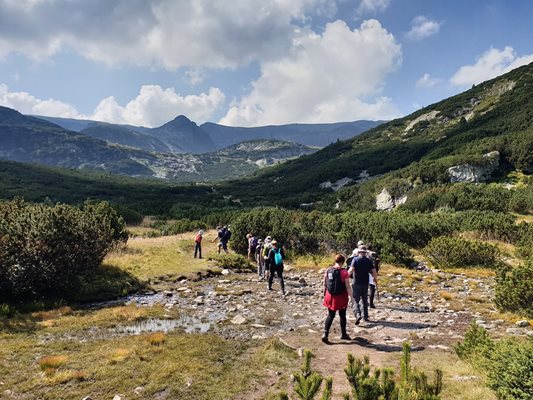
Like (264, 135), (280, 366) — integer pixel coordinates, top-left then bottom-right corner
(94, 262), (531, 398)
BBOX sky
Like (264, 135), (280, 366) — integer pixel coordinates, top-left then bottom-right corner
(0, 0), (532, 128)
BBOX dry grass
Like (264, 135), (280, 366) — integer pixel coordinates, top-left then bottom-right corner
(44, 370), (88, 385)
(104, 229), (221, 282)
(144, 332), (166, 346)
(38, 355), (69, 370)
(439, 291), (456, 301)
(109, 348), (133, 364)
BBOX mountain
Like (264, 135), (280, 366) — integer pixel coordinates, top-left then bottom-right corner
(201, 120), (383, 148)
(216, 62), (533, 208)
(0, 106), (316, 182)
(34, 115), (150, 134)
(80, 123), (171, 153)
(147, 115), (216, 153)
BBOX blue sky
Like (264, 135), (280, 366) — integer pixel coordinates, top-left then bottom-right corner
(0, 0), (532, 127)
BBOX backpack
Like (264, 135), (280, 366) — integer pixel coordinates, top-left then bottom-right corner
(195, 233), (202, 243)
(274, 248), (283, 266)
(224, 230), (232, 241)
(326, 267), (345, 295)
(250, 236), (259, 252)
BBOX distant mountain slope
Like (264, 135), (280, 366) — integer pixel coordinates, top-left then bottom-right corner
(147, 115), (216, 154)
(81, 123), (171, 153)
(0, 106), (316, 182)
(217, 62), (533, 207)
(201, 120), (383, 148)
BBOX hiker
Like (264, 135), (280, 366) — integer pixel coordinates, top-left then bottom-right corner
(262, 236), (273, 280)
(348, 247), (378, 325)
(247, 233), (259, 261)
(322, 254), (354, 344)
(194, 229), (204, 259)
(255, 238), (264, 278)
(212, 225), (230, 254)
(367, 244), (381, 308)
(267, 239), (285, 295)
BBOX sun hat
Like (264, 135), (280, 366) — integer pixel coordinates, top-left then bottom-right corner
(265, 236), (272, 241)
(357, 240), (364, 246)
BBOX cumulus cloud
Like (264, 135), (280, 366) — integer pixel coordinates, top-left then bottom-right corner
(0, 83), (225, 126)
(450, 46), (533, 86)
(0, 0), (337, 69)
(0, 83), (80, 117)
(220, 19), (402, 126)
(415, 73), (441, 89)
(92, 86), (225, 126)
(356, 0), (392, 16)
(407, 16), (441, 40)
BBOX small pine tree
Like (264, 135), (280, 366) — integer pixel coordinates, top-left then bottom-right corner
(293, 350), (324, 400)
(321, 377), (333, 400)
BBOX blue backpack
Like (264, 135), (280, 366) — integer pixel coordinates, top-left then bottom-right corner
(274, 248), (283, 266)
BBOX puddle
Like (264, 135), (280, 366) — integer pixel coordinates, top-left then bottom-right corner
(115, 312), (225, 336)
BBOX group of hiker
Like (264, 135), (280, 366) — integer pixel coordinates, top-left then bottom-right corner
(322, 241), (380, 344)
(247, 234), (286, 295)
(193, 225), (232, 259)
(194, 229), (381, 344)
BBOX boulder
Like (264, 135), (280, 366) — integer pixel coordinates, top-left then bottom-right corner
(376, 188), (394, 211)
(447, 151), (500, 183)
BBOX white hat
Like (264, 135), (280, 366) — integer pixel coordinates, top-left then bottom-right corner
(357, 240), (365, 246)
(265, 236), (272, 241)
(199, 230), (204, 235)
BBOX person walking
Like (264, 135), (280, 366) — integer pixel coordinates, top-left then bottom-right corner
(349, 248), (378, 325)
(255, 239), (264, 279)
(322, 254), (354, 344)
(262, 236), (273, 280)
(367, 244), (381, 308)
(212, 225), (230, 254)
(267, 239), (285, 295)
(194, 230), (204, 259)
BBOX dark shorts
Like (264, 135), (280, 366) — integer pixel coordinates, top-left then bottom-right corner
(218, 241), (228, 250)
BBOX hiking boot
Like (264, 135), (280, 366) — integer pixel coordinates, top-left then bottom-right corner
(268, 286), (273, 291)
(340, 333), (351, 340)
(355, 316), (362, 325)
(321, 332), (330, 344)
(364, 317), (370, 322)
(370, 303), (376, 309)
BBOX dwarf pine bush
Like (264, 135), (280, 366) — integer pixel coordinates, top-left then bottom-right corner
(0, 198), (127, 300)
(494, 259), (533, 318)
(422, 236), (500, 268)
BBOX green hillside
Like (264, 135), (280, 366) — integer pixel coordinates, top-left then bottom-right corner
(217, 62), (533, 209)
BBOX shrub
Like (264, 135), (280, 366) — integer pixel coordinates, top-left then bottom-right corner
(456, 324), (533, 400)
(454, 322), (494, 366)
(422, 236), (500, 268)
(208, 254), (253, 272)
(0, 199), (127, 301)
(486, 338), (533, 400)
(494, 259), (533, 318)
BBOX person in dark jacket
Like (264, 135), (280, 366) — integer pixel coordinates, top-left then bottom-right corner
(348, 248), (378, 324)
(267, 239), (285, 295)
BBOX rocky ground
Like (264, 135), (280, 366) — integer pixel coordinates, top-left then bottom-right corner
(34, 262), (527, 399)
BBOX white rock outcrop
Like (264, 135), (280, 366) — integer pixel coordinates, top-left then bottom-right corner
(447, 151), (500, 183)
(376, 189), (408, 211)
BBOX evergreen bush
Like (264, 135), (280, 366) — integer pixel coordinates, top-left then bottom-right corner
(0, 199), (127, 300)
(422, 236), (500, 268)
(494, 259), (533, 318)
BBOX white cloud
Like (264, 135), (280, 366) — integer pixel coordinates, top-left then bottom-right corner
(416, 73), (441, 89)
(450, 46), (533, 86)
(184, 68), (207, 86)
(0, 83), (80, 117)
(0, 83), (225, 127)
(220, 19), (402, 126)
(407, 16), (441, 40)
(92, 86), (225, 126)
(356, 0), (391, 16)
(0, 0), (337, 69)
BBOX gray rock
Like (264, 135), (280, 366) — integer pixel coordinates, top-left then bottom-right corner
(376, 188), (394, 211)
(231, 315), (246, 325)
(516, 320), (529, 328)
(506, 328), (524, 335)
(447, 151), (500, 183)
